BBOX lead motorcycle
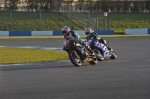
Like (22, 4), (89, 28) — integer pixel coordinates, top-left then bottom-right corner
(64, 36), (98, 67)
(92, 39), (117, 61)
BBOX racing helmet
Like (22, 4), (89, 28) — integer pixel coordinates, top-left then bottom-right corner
(61, 26), (70, 36)
(85, 27), (92, 35)
(90, 33), (99, 40)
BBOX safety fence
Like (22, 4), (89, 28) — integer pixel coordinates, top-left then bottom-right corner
(0, 30), (114, 36)
(0, 11), (109, 31)
(1, 28), (150, 36)
(125, 28), (150, 34)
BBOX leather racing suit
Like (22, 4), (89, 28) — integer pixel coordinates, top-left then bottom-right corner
(63, 31), (94, 55)
(86, 32), (111, 58)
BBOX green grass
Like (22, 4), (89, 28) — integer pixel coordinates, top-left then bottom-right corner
(1, 34), (150, 64)
(0, 36), (64, 39)
(0, 47), (68, 64)
(108, 13), (150, 32)
(0, 12), (150, 33)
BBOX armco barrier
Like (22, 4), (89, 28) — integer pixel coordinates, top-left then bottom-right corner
(125, 28), (149, 34)
(148, 29), (150, 34)
(74, 30), (85, 36)
(53, 30), (62, 36)
(9, 31), (31, 36)
(31, 31), (53, 36)
(0, 31), (9, 36)
(52, 30), (86, 36)
(0, 30), (115, 36)
(94, 30), (114, 35)
(52, 30), (115, 36)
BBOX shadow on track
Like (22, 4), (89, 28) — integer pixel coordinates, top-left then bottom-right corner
(0, 61), (96, 71)
(0, 64), (75, 71)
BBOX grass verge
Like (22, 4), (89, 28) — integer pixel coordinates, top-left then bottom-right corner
(0, 47), (68, 64)
(1, 12), (150, 32)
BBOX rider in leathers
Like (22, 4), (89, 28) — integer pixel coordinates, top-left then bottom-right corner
(85, 27), (111, 58)
(61, 26), (95, 56)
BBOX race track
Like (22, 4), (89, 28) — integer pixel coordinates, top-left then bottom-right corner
(0, 37), (150, 99)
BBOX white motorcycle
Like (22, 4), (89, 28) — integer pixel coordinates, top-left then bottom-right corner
(89, 39), (117, 61)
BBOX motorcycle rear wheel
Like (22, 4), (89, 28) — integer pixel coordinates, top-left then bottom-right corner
(89, 56), (98, 65)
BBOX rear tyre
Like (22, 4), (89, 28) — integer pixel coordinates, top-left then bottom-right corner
(89, 56), (98, 65)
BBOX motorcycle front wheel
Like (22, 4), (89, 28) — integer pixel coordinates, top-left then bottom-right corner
(68, 51), (82, 67)
(109, 49), (117, 59)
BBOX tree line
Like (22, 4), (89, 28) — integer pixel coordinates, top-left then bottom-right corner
(1, 0), (150, 13)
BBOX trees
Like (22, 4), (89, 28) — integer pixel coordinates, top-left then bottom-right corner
(3, 0), (19, 11)
(145, 1), (150, 12)
(1, 0), (150, 13)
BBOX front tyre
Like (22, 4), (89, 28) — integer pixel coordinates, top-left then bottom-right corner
(68, 51), (82, 67)
(110, 49), (117, 59)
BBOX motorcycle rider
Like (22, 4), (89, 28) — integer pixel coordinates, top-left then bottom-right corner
(61, 26), (95, 56)
(85, 27), (108, 47)
(85, 27), (111, 58)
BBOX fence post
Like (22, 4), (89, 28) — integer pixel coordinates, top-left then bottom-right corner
(88, 11), (90, 27)
(10, 10), (12, 31)
(68, 6), (70, 27)
(104, 12), (108, 30)
(57, 0), (59, 13)
(96, 17), (98, 29)
(40, 9), (42, 30)
(107, 15), (110, 30)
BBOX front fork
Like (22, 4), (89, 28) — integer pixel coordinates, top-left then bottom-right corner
(69, 50), (78, 58)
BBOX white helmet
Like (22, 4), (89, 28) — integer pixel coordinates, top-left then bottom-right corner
(85, 27), (92, 35)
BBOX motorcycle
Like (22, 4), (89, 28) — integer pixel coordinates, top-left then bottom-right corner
(64, 36), (98, 67)
(91, 39), (117, 61)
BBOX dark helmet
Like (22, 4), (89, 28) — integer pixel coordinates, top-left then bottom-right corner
(90, 33), (99, 40)
(85, 27), (92, 35)
(61, 26), (70, 36)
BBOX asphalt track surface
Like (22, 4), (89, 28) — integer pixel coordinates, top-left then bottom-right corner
(0, 37), (150, 99)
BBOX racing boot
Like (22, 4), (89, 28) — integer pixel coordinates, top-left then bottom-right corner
(86, 46), (95, 56)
